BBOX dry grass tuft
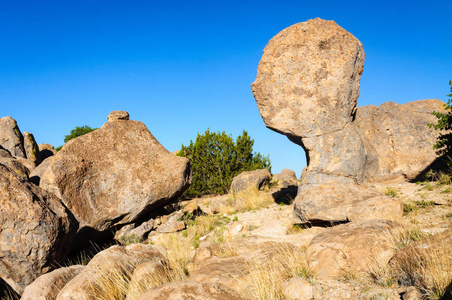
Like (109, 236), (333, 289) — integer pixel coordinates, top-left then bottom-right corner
(239, 243), (315, 300)
(392, 237), (452, 299)
(217, 186), (274, 214)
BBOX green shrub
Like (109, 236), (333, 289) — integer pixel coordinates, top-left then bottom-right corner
(177, 129), (271, 197)
(429, 80), (452, 156)
(56, 125), (98, 151)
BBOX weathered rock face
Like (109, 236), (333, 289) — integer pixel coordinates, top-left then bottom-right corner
(23, 131), (41, 165)
(252, 18), (364, 138)
(136, 281), (245, 300)
(306, 220), (399, 279)
(355, 99), (447, 182)
(21, 265), (85, 300)
(29, 156), (54, 185)
(273, 169), (298, 188)
(230, 169), (271, 195)
(38, 143), (56, 161)
(294, 184), (403, 224)
(40, 111), (191, 237)
(0, 116), (25, 158)
(0, 146), (29, 180)
(0, 164), (78, 295)
(56, 244), (165, 300)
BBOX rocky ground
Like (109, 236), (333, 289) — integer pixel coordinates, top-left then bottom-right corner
(10, 178), (450, 300)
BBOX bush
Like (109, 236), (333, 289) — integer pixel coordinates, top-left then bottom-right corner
(429, 80), (452, 156)
(177, 129), (271, 197)
(56, 125), (98, 151)
(64, 125), (98, 143)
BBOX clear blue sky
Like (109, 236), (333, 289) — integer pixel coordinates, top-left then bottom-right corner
(1, 0), (451, 177)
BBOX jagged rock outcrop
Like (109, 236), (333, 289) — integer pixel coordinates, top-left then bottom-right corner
(252, 18), (441, 223)
(40, 111), (191, 240)
(0, 116), (25, 158)
(0, 164), (78, 295)
(23, 131), (41, 166)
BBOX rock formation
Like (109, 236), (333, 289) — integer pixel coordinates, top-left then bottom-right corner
(0, 116), (26, 158)
(230, 169), (271, 194)
(40, 111), (191, 241)
(23, 131), (42, 166)
(0, 164), (78, 294)
(354, 99), (446, 182)
(251, 18), (443, 223)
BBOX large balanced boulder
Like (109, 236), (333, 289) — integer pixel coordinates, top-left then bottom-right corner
(251, 18), (367, 187)
(252, 18), (441, 223)
(0, 116), (26, 158)
(0, 164), (78, 295)
(355, 99), (446, 182)
(251, 18), (364, 138)
(40, 111), (191, 238)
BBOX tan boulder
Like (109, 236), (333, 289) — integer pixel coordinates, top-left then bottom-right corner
(252, 18), (364, 137)
(56, 244), (165, 300)
(355, 99), (447, 182)
(29, 156), (54, 185)
(0, 147), (29, 180)
(230, 168), (271, 194)
(40, 111), (191, 239)
(21, 265), (85, 300)
(23, 131), (41, 165)
(0, 164), (78, 295)
(0, 116), (25, 158)
(294, 184), (403, 224)
(272, 169), (298, 188)
(306, 220), (399, 279)
(190, 256), (249, 293)
(136, 281), (245, 300)
(38, 143), (56, 161)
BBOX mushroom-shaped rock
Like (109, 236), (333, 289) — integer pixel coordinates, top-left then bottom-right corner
(40, 111), (191, 240)
(0, 164), (78, 295)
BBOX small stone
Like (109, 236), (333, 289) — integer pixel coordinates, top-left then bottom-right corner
(285, 277), (313, 300)
(107, 110), (129, 121)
